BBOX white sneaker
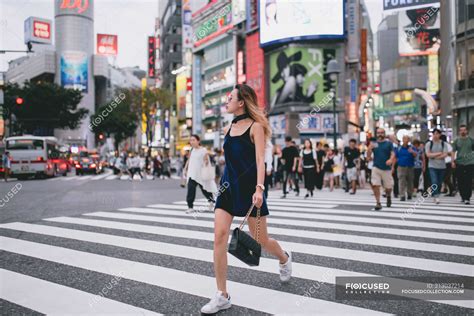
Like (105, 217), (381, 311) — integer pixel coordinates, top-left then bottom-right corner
(201, 291), (231, 314)
(208, 201), (215, 212)
(279, 251), (292, 283)
(435, 198), (440, 204)
(185, 208), (194, 214)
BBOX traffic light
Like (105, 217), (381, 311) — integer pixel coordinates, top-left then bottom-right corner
(16, 97), (24, 105)
(98, 133), (104, 140)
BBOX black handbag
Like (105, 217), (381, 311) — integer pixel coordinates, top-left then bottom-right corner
(228, 203), (261, 266)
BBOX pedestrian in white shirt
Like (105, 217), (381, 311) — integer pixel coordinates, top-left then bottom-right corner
(183, 135), (217, 213)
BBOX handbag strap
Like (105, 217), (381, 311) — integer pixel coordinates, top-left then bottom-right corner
(238, 203), (261, 244)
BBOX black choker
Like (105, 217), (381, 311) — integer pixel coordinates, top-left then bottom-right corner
(232, 113), (250, 124)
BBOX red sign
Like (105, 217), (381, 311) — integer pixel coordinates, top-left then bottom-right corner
(148, 36), (156, 78)
(360, 28), (367, 91)
(60, 0), (89, 14)
(33, 20), (50, 40)
(245, 32), (266, 109)
(186, 77), (192, 91)
(97, 34), (118, 56)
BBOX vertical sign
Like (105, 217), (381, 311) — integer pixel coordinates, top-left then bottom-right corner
(360, 29), (367, 91)
(350, 79), (357, 102)
(148, 36), (156, 78)
(428, 54), (439, 95)
(192, 56), (202, 134)
(347, 0), (360, 62)
(237, 51), (246, 84)
(246, 0), (258, 32)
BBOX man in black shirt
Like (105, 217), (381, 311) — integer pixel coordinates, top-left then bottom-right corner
(281, 136), (300, 198)
(344, 139), (360, 194)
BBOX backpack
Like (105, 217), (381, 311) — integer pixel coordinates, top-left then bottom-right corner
(428, 140), (445, 151)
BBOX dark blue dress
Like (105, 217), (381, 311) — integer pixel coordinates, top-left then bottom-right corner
(215, 122), (269, 217)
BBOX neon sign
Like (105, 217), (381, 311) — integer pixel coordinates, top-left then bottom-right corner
(60, 0), (89, 14)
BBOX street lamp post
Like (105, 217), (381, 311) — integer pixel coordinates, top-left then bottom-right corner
(326, 59), (340, 149)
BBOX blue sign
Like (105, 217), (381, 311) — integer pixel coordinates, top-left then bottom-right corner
(60, 51), (88, 93)
(350, 79), (357, 102)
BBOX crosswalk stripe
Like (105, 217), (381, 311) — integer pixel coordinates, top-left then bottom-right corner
(77, 175), (93, 180)
(151, 203), (474, 231)
(120, 206), (472, 255)
(263, 199), (474, 216)
(90, 172), (113, 180)
(0, 269), (161, 315)
(0, 237), (386, 315)
(105, 175), (118, 180)
(267, 193), (473, 211)
(50, 214), (474, 276)
(1, 222), (472, 309)
(186, 201), (474, 222)
(62, 176), (77, 181)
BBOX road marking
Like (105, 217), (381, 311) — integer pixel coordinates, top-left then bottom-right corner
(0, 237), (387, 315)
(0, 269), (161, 315)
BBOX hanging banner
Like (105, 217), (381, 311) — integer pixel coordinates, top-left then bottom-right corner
(347, 0), (360, 63)
(383, 0), (439, 11)
(428, 54), (439, 95)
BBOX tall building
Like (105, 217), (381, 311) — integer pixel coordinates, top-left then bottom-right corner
(159, 0), (183, 93)
(452, 0), (474, 136)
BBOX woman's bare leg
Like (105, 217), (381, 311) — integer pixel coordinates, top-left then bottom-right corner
(214, 208), (234, 297)
(248, 216), (288, 264)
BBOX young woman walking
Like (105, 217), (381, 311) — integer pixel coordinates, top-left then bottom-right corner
(201, 84), (292, 314)
(183, 135), (216, 213)
(299, 139), (318, 198)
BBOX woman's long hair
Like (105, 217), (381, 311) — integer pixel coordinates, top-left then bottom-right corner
(235, 84), (272, 140)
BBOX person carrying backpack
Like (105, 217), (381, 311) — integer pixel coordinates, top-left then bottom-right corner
(425, 128), (449, 204)
(451, 124), (474, 205)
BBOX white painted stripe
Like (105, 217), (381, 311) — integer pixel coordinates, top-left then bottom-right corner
(62, 176), (78, 181)
(267, 194), (474, 211)
(46, 177), (62, 181)
(0, 237), (386, 315)
(105, 175), (118, 180)
(2, 222), (471, 309)
(164, 203), (474, 231)
(124, 206), (473, 255)
(48, 211), (473, 244)
(172, 201), (338, 209)
(48, 215), (474, 276)
(90, 172), (112, 180)
(0, 269), (161, 315)
(77, 175), (93, 180)
(264, 199), (474, 216)
(187, 201), (474, 222)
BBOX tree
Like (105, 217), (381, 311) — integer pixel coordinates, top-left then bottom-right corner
(90, 90), (138, 150)
(128, 86), (173, 147)
(4, 81), (88, 135)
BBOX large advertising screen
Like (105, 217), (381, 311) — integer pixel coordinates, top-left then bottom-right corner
(398, 6), (440, 56)
(259, 0), (344, 47)
(60, 51), (88, 92)
(269, 46), (339, 110)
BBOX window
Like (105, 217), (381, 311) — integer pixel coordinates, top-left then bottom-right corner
(6, 139), (44, 150)
(203, 39), (233, 68)
(458, 0), (466, 23)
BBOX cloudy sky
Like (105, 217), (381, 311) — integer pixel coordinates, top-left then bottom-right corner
(0, 0), (385, 72)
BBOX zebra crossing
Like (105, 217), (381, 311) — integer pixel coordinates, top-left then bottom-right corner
(0, 190), (473, 314)
(44, 170), (181, 182)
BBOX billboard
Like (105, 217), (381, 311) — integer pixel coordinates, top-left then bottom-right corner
(298, 113), (338, 134)
(24, 17), (52, 45)
(60, 51), (88, 92)
(259, 0), (344, 47)
(383, 0), (439, 11)
(398, 6), (440, 56)
(269, 46), (339, 109)
(148, 36), (156, 78)
(97, 34), (118, 56)
(428, 54), (439, 95)
(176, 74), (187, 119)
(232, 0), (247, 25)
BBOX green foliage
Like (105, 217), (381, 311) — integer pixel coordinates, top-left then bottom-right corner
(4, 81), (88, 134)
